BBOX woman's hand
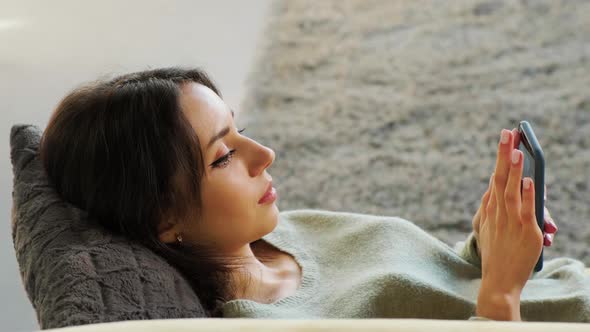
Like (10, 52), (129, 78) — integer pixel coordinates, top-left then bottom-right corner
(472, 128), (558, 257)
(475, 129), (545, 320)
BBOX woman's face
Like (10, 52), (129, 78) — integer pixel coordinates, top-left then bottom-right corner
(158, 82), (278, 255)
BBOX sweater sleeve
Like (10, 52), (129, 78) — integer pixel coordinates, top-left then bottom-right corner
(453, 231), (482, 268)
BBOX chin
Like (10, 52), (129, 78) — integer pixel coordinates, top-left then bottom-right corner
(266, 207), (280, 230)
(272, 203), (280, 214)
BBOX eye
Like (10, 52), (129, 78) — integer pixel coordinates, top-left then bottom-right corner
(210, 128), (246, 169)
(212, 149), (236, 169)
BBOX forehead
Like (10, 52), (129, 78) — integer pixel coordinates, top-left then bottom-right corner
(179, 82), (230, 138)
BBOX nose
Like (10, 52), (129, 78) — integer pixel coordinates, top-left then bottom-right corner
(248, 141), (275, 177)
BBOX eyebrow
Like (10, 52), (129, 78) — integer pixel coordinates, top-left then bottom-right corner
(207, 109), (235, 150)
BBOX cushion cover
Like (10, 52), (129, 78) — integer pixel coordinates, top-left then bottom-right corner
(10, 124), (207, 330)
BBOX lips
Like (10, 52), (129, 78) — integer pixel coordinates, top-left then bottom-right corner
(258, 182), (274, 204)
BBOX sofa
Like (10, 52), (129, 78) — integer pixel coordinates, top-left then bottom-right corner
(11, 124), (590, 331)
(37, 317), (590, 332)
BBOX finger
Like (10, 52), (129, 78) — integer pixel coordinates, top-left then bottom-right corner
(483, 173), (493, 202)
(494, 129), (514, 225)
(486, 174), (497, 225)
(544, 221), (557, 234)
(505, 149), (523, 223)
(544, 233), (553, 246)
(480, 174), (494, 227)
(544, 184), (547, 202)
(512, 128), (521, 149)
(521, 177), (537, 227)
(544, 207), (558, 233)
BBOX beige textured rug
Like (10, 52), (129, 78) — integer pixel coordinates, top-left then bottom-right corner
(238, 0), (590, 263)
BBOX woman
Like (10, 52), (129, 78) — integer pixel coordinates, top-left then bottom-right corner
(40, 67), (583, 322)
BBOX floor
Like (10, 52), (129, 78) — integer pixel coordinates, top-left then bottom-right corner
(0, 1), (273, 330)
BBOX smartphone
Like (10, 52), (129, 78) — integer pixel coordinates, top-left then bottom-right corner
(517, 120), (545, 272)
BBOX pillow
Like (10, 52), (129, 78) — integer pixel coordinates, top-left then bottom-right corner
(10, 124), (207, 330)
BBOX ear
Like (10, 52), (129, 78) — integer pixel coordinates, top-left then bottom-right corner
(157, 220), (182, 244)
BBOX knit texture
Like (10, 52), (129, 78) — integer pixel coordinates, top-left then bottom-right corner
(222, 209), (590, 322)
(10, 124), (208, 329)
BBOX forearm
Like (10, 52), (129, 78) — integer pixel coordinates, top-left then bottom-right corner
(476, 287), (522, 321)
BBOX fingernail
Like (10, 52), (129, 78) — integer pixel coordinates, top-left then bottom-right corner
(524, 177), (531, 190)
(511, 149), (520, 164)
(546, 221), (557, 233)
(489, 173), (494, 186)
(501, 130), (510, 144)
(544, 233), (553, 246)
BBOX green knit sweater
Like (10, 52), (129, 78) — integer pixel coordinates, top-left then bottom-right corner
(221, 209), (590, 322)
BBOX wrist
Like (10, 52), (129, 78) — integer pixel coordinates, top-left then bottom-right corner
(476, 289), (521, 321)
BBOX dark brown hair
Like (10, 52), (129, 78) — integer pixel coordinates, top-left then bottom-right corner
(40, 67), (270, 317)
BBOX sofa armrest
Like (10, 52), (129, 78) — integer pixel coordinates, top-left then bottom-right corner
(42, 318), (590, 332)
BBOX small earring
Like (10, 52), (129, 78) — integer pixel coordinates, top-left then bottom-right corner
(176, 233), (183, 244)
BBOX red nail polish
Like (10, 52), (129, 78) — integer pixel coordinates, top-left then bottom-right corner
(545, 221), (557, 233)
(544, 234), (552, 246)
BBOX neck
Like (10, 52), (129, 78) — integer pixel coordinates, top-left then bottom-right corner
(228, 240), (292, 301)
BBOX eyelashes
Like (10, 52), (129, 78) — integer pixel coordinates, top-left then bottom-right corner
(211, 128), (246, 168)
(213, 150), (235, 168)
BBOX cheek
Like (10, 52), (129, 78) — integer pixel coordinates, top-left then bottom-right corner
(202, 176), (254, 211)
